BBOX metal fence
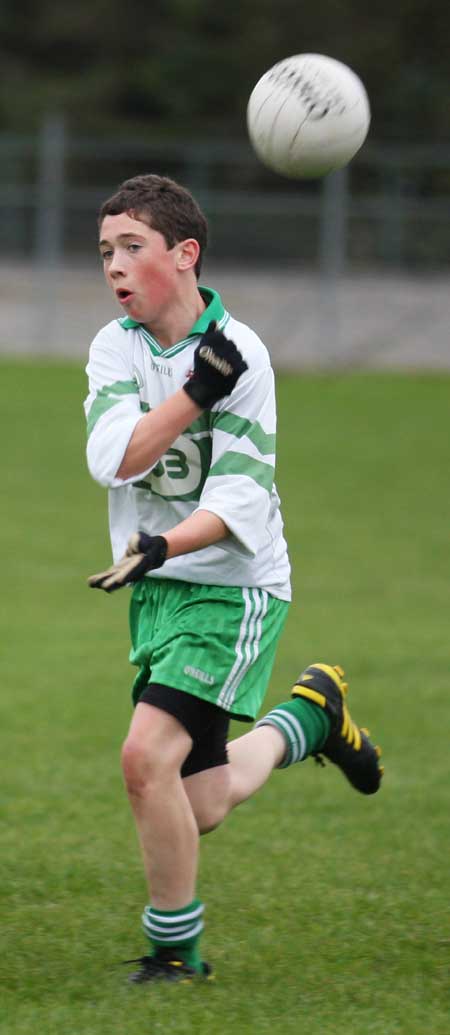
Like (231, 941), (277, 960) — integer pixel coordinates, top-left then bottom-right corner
(1, 115), (449, 272)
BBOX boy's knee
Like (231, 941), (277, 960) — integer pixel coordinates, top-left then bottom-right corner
(196, 801), (229, 835)
(121, 706), (192, 796)
(121, 735), (155, 796)
(184, 766), (232, 834)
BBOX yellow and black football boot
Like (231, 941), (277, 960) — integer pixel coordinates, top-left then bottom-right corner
(125, 949), (213, 984)
(292, 663), (383, 794)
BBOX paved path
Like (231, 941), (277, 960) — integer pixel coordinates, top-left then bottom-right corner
(1, 261), (448, 369)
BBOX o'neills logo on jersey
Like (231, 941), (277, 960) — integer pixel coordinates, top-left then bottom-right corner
(151, 359), (173, 377)
(184, 664), (215, 686)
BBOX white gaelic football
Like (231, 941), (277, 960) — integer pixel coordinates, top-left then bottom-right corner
(247, 53), (370, 179)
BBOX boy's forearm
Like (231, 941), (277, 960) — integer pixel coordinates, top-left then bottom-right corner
(87, 510), (229, 593)
(164, 510), (229, 559)
(116, 389), (202, 480)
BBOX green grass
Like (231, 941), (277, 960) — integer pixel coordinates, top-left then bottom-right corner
(1, 362), (449, 1034)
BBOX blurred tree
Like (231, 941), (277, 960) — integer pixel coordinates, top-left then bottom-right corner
(0, 0), (448, 139)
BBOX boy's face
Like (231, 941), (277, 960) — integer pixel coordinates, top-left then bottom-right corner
(99, 212), (184, 326)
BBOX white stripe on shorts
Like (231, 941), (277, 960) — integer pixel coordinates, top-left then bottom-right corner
(218, 588), (269, 712)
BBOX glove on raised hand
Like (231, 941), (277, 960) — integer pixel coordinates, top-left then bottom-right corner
(88, 533), (168, 593)
(183, 321), (248, 408)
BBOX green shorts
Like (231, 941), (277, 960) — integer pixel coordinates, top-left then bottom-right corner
(129, 576), (289, 721)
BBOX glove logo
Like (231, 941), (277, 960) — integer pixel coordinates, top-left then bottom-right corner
(182, 321), (248, 409)
(198, 345), (233, 377)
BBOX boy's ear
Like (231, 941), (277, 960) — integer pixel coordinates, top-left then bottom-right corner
(176, 238), (200, 272)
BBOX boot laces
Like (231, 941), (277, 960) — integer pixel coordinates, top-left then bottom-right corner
(332, 669), (362, 750)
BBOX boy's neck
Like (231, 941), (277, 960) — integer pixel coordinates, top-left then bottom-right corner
(144, 286), (206, 349)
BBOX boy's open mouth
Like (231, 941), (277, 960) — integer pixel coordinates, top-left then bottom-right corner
(116, 289), (133, 303)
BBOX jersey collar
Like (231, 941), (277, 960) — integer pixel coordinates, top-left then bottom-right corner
(119, 286), (227, 338)
(187, 287), (225, 335)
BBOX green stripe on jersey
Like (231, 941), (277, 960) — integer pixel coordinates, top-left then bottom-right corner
(213, 410), (275, 456)
(86, 379), (139, 437)
(208, 450), (274, 492)
(187, 410), (214, 436)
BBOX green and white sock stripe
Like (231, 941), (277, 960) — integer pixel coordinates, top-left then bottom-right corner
(218, 588), (269, 712)
(142, 900), (204, 946)
(255, 707), (307, 768)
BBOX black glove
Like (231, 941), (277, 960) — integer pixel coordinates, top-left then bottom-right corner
(183, 321), (248, 408)
(88, 533), (168, 593)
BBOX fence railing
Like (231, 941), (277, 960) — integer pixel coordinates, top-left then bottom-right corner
(1, 116), (449, 271)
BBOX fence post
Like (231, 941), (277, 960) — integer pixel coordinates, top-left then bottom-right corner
(380, 167), (405, 266)
(319, 166), (348, 275)
(34, 114), (66, 267)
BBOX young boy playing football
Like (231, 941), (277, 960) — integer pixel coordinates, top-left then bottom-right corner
(85, 173), (383, 983)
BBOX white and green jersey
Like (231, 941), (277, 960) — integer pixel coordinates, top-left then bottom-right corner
(84, 287), (291, 600)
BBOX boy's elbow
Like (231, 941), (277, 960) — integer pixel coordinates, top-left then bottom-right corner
(86, 448), (117, 488)
(87, 463), (111, 488)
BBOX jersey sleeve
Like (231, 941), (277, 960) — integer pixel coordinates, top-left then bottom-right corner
(84, 328), (151, 488)
(196, 361), (277, 557)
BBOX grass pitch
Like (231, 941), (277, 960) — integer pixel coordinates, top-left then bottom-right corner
(1, 362), (449, 1035)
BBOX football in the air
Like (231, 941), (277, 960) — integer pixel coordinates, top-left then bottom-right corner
(246, 53), (370, 179)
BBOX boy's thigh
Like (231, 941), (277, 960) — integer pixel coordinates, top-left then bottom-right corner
(124, 700), (192, 771)
(138, 683), (230, 777)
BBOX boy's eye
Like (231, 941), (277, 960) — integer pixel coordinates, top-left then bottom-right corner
(100, 250), (112, 261)
(128, 243), (141, 253)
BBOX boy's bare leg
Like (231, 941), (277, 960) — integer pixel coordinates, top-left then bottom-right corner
(227, 725), (286, 802)
(121, 703), (198, 909)
(183, 725), (285, 833)
(185, 663), (384, 833)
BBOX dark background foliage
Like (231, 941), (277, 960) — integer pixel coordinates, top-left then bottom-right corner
(0, 0), (448, 139)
